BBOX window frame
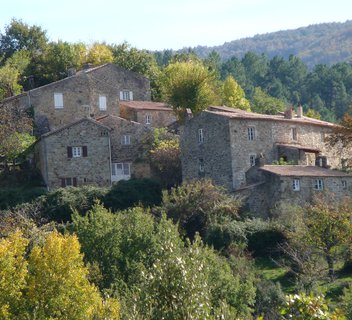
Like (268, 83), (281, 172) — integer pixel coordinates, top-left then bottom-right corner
(248, 127), (255, 141)
(314, 179), (324, 191)
(111, 162), (131, 177)
(145, 114), (152, 125)
(121, 134), (131, 145)
(199, 158), (204, 173)
(292, 178), (300, 191)
(99, 95), (107, 111)
(249, 154), (256, 167)
(198, 128), (204, 144)
(72, 146), (82, 158)
(120, 90), (133, 101)
(291, 127), (297, 141)
(54, 93), (64, 109)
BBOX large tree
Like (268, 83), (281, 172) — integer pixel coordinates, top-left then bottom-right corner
(160, 61), (219, 120)
(222, 75), (251, 111)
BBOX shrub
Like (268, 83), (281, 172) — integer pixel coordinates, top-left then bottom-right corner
(103, 178), (162, 212)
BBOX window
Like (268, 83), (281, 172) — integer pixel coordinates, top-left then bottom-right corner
(342, 180), (347, 189)
(54, 93), (63, 109)
(292, 179), (300, 191)
(99, 95), (107, 111)
(119, 90), (133, 101)
(111, 163), (130, 177)
(314, 179), (324, 191)
(145, 114), (152, 125)
(199, 159), (204, 173)
(67, 146), (87, 158)
(249, 155), (256, 167)
(121, 135), (131, 145)
(248, 127), (255, 141)
(291, 127), (297, 141)
(61, 177), (77, 187)
(198, 128), (204, 144)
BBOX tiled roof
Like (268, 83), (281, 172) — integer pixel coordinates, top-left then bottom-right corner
(41, 117), (111, 138)
(96, 114), (142, 126)
(120, 100), (172, 111)
(206, 106), (336, 128)
(259, 165), (351, 177)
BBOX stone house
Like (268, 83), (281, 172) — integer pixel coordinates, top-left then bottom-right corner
(181, 106), (350, 191)
(36, 117), (112, 189)
(1, 63), (151, 135)
(245, 164), (352, 216)
(97, 114), (153, 181)
(119, 100), (176, 128)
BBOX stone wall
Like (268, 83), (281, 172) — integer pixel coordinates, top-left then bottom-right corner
(6, 64), (151, 135)
(98, 115), (152, 179)
(180, 112), (234, 190)
(39, 118), (111, 189)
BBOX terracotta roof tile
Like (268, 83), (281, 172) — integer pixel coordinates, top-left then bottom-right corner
(120, 100), (172, 111)
(206, 106), (336, 128)
(259, 165), (351, 177)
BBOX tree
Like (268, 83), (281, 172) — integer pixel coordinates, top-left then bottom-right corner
(251, 87), (286, 115)
(0, 231), (28, 319)
(222, 75), (251, 111)
(0, 230), (120, 319)
(0, 64), (22, 99)
(86, 42), (114, 66)
(0, 19), (48, 60)
(327, 113), (352, 149)
(160, 61), (219, 120)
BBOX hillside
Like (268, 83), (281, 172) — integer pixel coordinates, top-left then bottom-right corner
(189, 20), (352, 68)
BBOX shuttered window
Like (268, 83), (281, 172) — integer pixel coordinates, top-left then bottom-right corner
(99, 95), (107, 111)
(67, 146), (87, 158)
(119, 90), (133, 101)
(54, 93), (63, 108)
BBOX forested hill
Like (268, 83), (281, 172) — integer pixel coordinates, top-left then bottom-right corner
(189, 20), (352, 68)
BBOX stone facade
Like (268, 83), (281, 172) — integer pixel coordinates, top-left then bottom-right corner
(97, 114), (153, 181)
(245, 165), (352, 216)
(181, 106), (350, 190)
(36, 118), (112, 189)
(2, 64), (151, 135)
(120, 101), (177, 128)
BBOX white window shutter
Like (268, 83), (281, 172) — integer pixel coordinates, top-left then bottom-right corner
(129, 91), (133, 100)
(54, 93), (63, 108)
(119, 91), (124, 100)
(99, 95), (107, 110)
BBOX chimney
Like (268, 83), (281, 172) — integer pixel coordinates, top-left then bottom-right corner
(82, 63), (93, 70)
(67, 68), (76, 77)
(297, 105), (303, 118)
(284, 107), (293, 119)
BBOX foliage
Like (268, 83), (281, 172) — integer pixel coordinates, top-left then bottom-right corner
(0, 230), (120, 319)
(0, 186), (46, 210)
(37, 185), (108, 222)
(272, 157), (297, 165)
(305, 108), (322, 120)
(150, 136), (181, 188)
(160, 179), (241, 240)
(252, 87), (286, 114)
(278, 293), (343, 319)
(222, 75), (251, 111)
(327, 113), (352, 149)
(73, 203), (256, 319)
(160, 61), (219, 120)
(86, 42), (114, 66)
(103, 178), (162, 212)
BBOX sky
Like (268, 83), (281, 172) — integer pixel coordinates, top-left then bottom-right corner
(1, 0), (351, 51)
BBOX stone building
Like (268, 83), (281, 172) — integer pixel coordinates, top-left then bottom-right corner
(245, 164), (352, 216)
(36, 117), (112, 189)
(1, 63), (151, 135)
(120, 100), (176, 128)
(97, 114), (153, 181)
(181, 106), (350, 191)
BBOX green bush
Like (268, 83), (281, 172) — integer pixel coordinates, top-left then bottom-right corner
(39, 185), (108, 222)
(103, 178), (162, 212)
(0, 187), (46, 210)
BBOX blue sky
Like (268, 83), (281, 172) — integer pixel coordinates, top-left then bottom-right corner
(1, 0), (351, 51)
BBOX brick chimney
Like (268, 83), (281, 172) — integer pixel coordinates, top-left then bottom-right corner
(284, 107), (293, 119)
(297, 105), (303, 118)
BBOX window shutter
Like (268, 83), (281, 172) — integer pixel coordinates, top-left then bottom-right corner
(119, 91), (124, 100)
(67, 147), (72, 158)
(112, 163), (116, 176)
(129, 91), (133, 100)
(73, 177), (77, 187)
(61, 178), (65, 187)
(82, 146), (88, 157)
(54, 93), (63, 108)
(99, 95), (107, 110)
